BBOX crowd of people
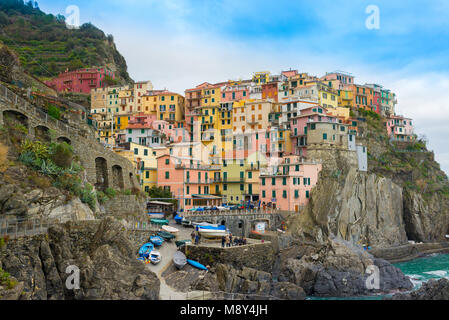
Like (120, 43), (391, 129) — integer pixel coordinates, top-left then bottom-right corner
(221, 233), (247, 248)
(190, 230), (248, 247)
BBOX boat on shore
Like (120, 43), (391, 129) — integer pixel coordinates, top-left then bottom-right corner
(187, 259), (208, 271)
(138, 242), (154, 259)
(150, 219), (169, 226)
(196, 224), (228, 238)
(149, 251), (162, 265)
(162, 225), (179, 234)
(147, 212), (165, 219)
(174, 215), (183, 224)
(150, 236), (164, 246)
(175, 240), (192, 248)
(173, 251), (187, 269)
(157, 231), (176, 241)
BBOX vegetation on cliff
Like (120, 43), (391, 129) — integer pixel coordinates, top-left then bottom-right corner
(289, 108), (449, 247)
(0, 0), (132, 83)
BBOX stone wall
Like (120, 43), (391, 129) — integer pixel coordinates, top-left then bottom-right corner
(370, 242), (449, 263)
(0, 94), (139, 191)
(185, 212), (284, 237)
(182, 242), (276, 273)
(100, 195), (146, 220)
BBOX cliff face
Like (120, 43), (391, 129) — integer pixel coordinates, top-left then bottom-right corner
(0, 218), (160, 300)
(289, 110), (449, 248)
(289, 167), (408, 248)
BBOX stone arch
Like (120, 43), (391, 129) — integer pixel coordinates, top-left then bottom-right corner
(34, 125), (51, 142)
(3, 110), (28, 129)
(95, 157), (109, 191)
(221, 220), (226, 226)
(112, 165), (124, 190)
(57, 136), (71, 145)
(129, 172), (135, 189)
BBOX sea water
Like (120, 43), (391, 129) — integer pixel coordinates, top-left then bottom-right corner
(307, 253), (449, 300)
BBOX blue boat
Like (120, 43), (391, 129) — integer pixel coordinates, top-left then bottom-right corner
(138, 242), (154, 259)
(187, 259), (208, 271)
(174, 215), (183, 224)
(150, 236), (164, 246)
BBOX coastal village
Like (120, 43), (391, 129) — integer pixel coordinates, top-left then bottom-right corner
(45, 67), (415, 212)
(1, 1), (449, 302)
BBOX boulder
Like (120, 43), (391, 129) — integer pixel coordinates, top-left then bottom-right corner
(388, 278), (449, 300)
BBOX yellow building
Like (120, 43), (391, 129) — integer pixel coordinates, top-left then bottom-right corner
(326, 106), (351, 121)
(338, 89), (354, 108)
(252, 71), (270, 85)
(113, 142), (158, 191)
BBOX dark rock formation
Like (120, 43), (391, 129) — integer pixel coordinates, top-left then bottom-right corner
(388, 278), (449, 300)
(278, 239), (413, 297)
(0, 218), (160, 300)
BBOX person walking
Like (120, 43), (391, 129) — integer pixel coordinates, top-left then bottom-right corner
(191, 231), (196, 243)
(225, 234), (230, 248)
(229, 233), (233, 247)
(195, 234), (199, 245)
(221, 235), (226, 248)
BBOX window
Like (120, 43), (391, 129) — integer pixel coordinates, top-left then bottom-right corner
(262, 178), (266, 186)
(248, 172), (252, 179)
(262, 190), (266, 198)
(323, 133), (327, 140)
(283, 190), (287, 198)
(295, 165), (300, 171)
(223, 184), (228, 191)
(272, 178), (276, 186)
(134, 148), (138, 155)
(283, 177), (287, 186)
(165, 159), (169, 165)
(306, 190), (310, 199)
(186, 186), (190, 195)
(272, 190), (276, 198)
(295, 190), (299, 198)
(165, 172), (169, 179)
(240, 184), (244, 191)
(144, 149), (148, 156)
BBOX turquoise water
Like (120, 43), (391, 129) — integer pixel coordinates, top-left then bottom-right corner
(394, 253), (449, 289)
(307, 253), (449, 300)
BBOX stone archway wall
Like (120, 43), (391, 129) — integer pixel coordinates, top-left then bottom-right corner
(57, 136), (71, 144)
(0, 98), (140, 192)
(3, 109), (28, 129)
(34, 125), (51, 142)
(95, 157), (109, 190)
(112, 165), (124, 190)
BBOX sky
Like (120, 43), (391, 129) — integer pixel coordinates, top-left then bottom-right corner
(37, 0), (449, 175)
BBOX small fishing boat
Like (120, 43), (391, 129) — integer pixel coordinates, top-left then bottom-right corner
(138, 242), (154, 259)
(149, 251), (162, 265)
(147, 212), (165, 219)
(162, 225), (179, 234)
(187, 259), (208, 271)
(181, 219), (193, 227)
(157, 231), (176, 241)
(175, 240), (192, 248)
(150, 236), (164, 246)
(196, 224), (228, 238)
(150, 219), (169, 226)
(173, 251), (187, 270)
(174, 215), (184, 224)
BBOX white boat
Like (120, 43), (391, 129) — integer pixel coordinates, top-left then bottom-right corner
(149, 251), (161, 265)
(198, 228), (228, 238)
(192, 222), (219, 228)
(162, 225), (179, 234)
(147, 212), (165, 219)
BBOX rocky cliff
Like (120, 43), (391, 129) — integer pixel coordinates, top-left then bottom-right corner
(0, 218), (159, 300)
(289, 167), (408, 248)
(387, 278), (449, 300)
(288, 110), (449, 248)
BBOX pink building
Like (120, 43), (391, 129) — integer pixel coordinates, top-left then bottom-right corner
(156, 155), (222, 210)
(386, 115), (415, 142)
(221, 83), (250, 102)
(290, 106), (339, 157)
(45, 67), (115, 94)
(259, 155), (322, 212)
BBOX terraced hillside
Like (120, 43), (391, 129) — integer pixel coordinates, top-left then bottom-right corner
(0, 0), (132, 83)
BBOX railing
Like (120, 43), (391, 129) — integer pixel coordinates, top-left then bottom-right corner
(0, 83), (79, 135)
(184, 290), (283, 301)
(0, 217), (66, 239)
(184, 208), (275, 217)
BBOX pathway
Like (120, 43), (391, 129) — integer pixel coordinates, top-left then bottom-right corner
(144, 218), (212, 300)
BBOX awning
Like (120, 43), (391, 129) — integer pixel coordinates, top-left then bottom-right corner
(147, 201), (174, 206)
(191, 194), (222, 200)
